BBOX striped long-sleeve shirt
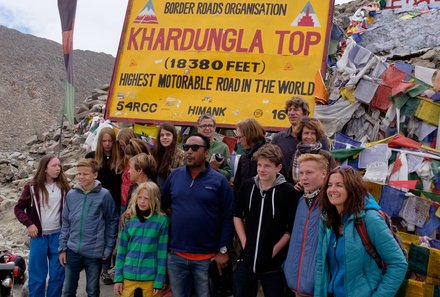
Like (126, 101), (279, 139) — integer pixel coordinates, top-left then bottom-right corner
(114, 212), (169, 289)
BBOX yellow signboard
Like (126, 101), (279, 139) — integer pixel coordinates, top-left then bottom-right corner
(106, 0), (334, 130)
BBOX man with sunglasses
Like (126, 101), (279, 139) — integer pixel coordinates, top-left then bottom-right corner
(272, 96), (329, 181)
(197, 114), (231, 180)
(161, 133), (234, 297)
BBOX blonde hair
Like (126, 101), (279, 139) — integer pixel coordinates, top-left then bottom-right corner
(126, 181), (163, 219)
(129, 153), (157, 180)
(298, 153), (329, 171)
(77, 158), (100, 173)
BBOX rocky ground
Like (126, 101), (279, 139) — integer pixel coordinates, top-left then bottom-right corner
(0, 86), (108, 258)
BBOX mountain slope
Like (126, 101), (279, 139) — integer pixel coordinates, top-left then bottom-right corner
(0, 25), (115, 151)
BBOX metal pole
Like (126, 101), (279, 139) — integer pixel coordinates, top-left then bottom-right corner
(57, 111), (64, 158)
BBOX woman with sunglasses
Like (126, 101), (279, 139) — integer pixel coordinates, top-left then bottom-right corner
(234, 118), (267, 191)
(314, 166), (407, 297)
(291, 118), (336, 188)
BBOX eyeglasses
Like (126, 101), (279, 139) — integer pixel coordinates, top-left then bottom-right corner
(182, 144), (207, 152)
(199, 124), (215, 129)
(331, 165), (355, 173)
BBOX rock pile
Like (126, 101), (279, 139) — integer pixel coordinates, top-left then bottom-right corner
(0, 85), (109, 257)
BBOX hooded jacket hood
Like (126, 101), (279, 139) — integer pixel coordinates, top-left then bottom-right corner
(364, 193), (380, 211)
(73, 180), (102, 194)
(248, 173), (287, 221)
(253, 173), (286, 191)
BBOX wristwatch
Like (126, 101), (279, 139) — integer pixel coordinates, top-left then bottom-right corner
(220, 246), (228, 254)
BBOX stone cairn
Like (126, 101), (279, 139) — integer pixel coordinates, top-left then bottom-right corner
(0, 85), (109, 257)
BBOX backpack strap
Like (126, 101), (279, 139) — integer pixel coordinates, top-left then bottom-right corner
(354, 216), (384, 271)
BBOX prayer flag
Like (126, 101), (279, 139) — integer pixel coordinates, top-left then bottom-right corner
(58, 0), (77, 125)
(314, 70), (328, 104)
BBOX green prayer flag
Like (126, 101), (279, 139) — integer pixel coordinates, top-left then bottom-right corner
(63, 82), (75, 125)
(392, 94), (410, 109)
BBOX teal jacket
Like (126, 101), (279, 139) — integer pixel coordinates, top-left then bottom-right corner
(314, 195), (407, 297)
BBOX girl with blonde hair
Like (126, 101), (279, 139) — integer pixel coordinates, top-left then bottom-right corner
(114, 182), (168, 297)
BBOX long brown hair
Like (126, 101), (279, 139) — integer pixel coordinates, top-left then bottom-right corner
(95, 127), (121, 173)
(124, 138), (150, 158)
(33, 155), (70, 206)
(153, 124), (178, 179)
(116, 128), (137, 169)
(321, 166), (367, 228)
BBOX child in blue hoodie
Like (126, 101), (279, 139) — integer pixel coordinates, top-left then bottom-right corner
(59, 158), (119, 297)
(314, 166), (407, 297)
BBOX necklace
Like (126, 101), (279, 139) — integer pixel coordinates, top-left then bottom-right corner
(47, 183), (56, 193)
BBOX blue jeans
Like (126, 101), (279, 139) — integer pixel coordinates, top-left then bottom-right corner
(62, 249), (102, 297)
(167, 253), (210, 297)
(234, 260), (286, 297)
(29, 232), (65, 297)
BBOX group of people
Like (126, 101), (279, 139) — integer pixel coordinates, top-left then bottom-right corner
(14, 96), (408, 297)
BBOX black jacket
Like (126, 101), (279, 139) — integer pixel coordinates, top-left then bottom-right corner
(86, 151), (122, 212)
(233, 140), (266, 191)
(234, 174), (300, 273)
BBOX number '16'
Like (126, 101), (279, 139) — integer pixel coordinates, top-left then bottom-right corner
(272, 109), (286, 120)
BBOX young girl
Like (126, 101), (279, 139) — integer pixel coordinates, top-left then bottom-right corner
(120, 137), (150, 214)
(15, 155), (70, 297)
(152, 124), (184, 189)
(116, 128), (137, 214)
(113, 182), (169, 297)
(86, 127), (122, 212)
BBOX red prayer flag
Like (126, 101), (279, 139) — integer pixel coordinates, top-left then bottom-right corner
(388, 134), (422, 149)
(388, 180), (419, 190)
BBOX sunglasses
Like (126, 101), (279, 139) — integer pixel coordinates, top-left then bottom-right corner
(331, 165), (355, 173)
(301, 118), (318, 124)
(182, 144), (207, 152)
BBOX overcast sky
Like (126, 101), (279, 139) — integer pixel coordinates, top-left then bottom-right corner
(0, 0), (354, 57)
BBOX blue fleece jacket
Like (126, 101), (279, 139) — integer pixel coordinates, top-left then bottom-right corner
(314, 195), (408, 297)
(283, 194), (321, 296)
(161, 164), (234, 253)
(59, 181), (119, 258)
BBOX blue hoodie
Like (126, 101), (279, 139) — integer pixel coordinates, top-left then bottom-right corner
(59, 180), (119, 259)
(314, 195), (407, 297)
